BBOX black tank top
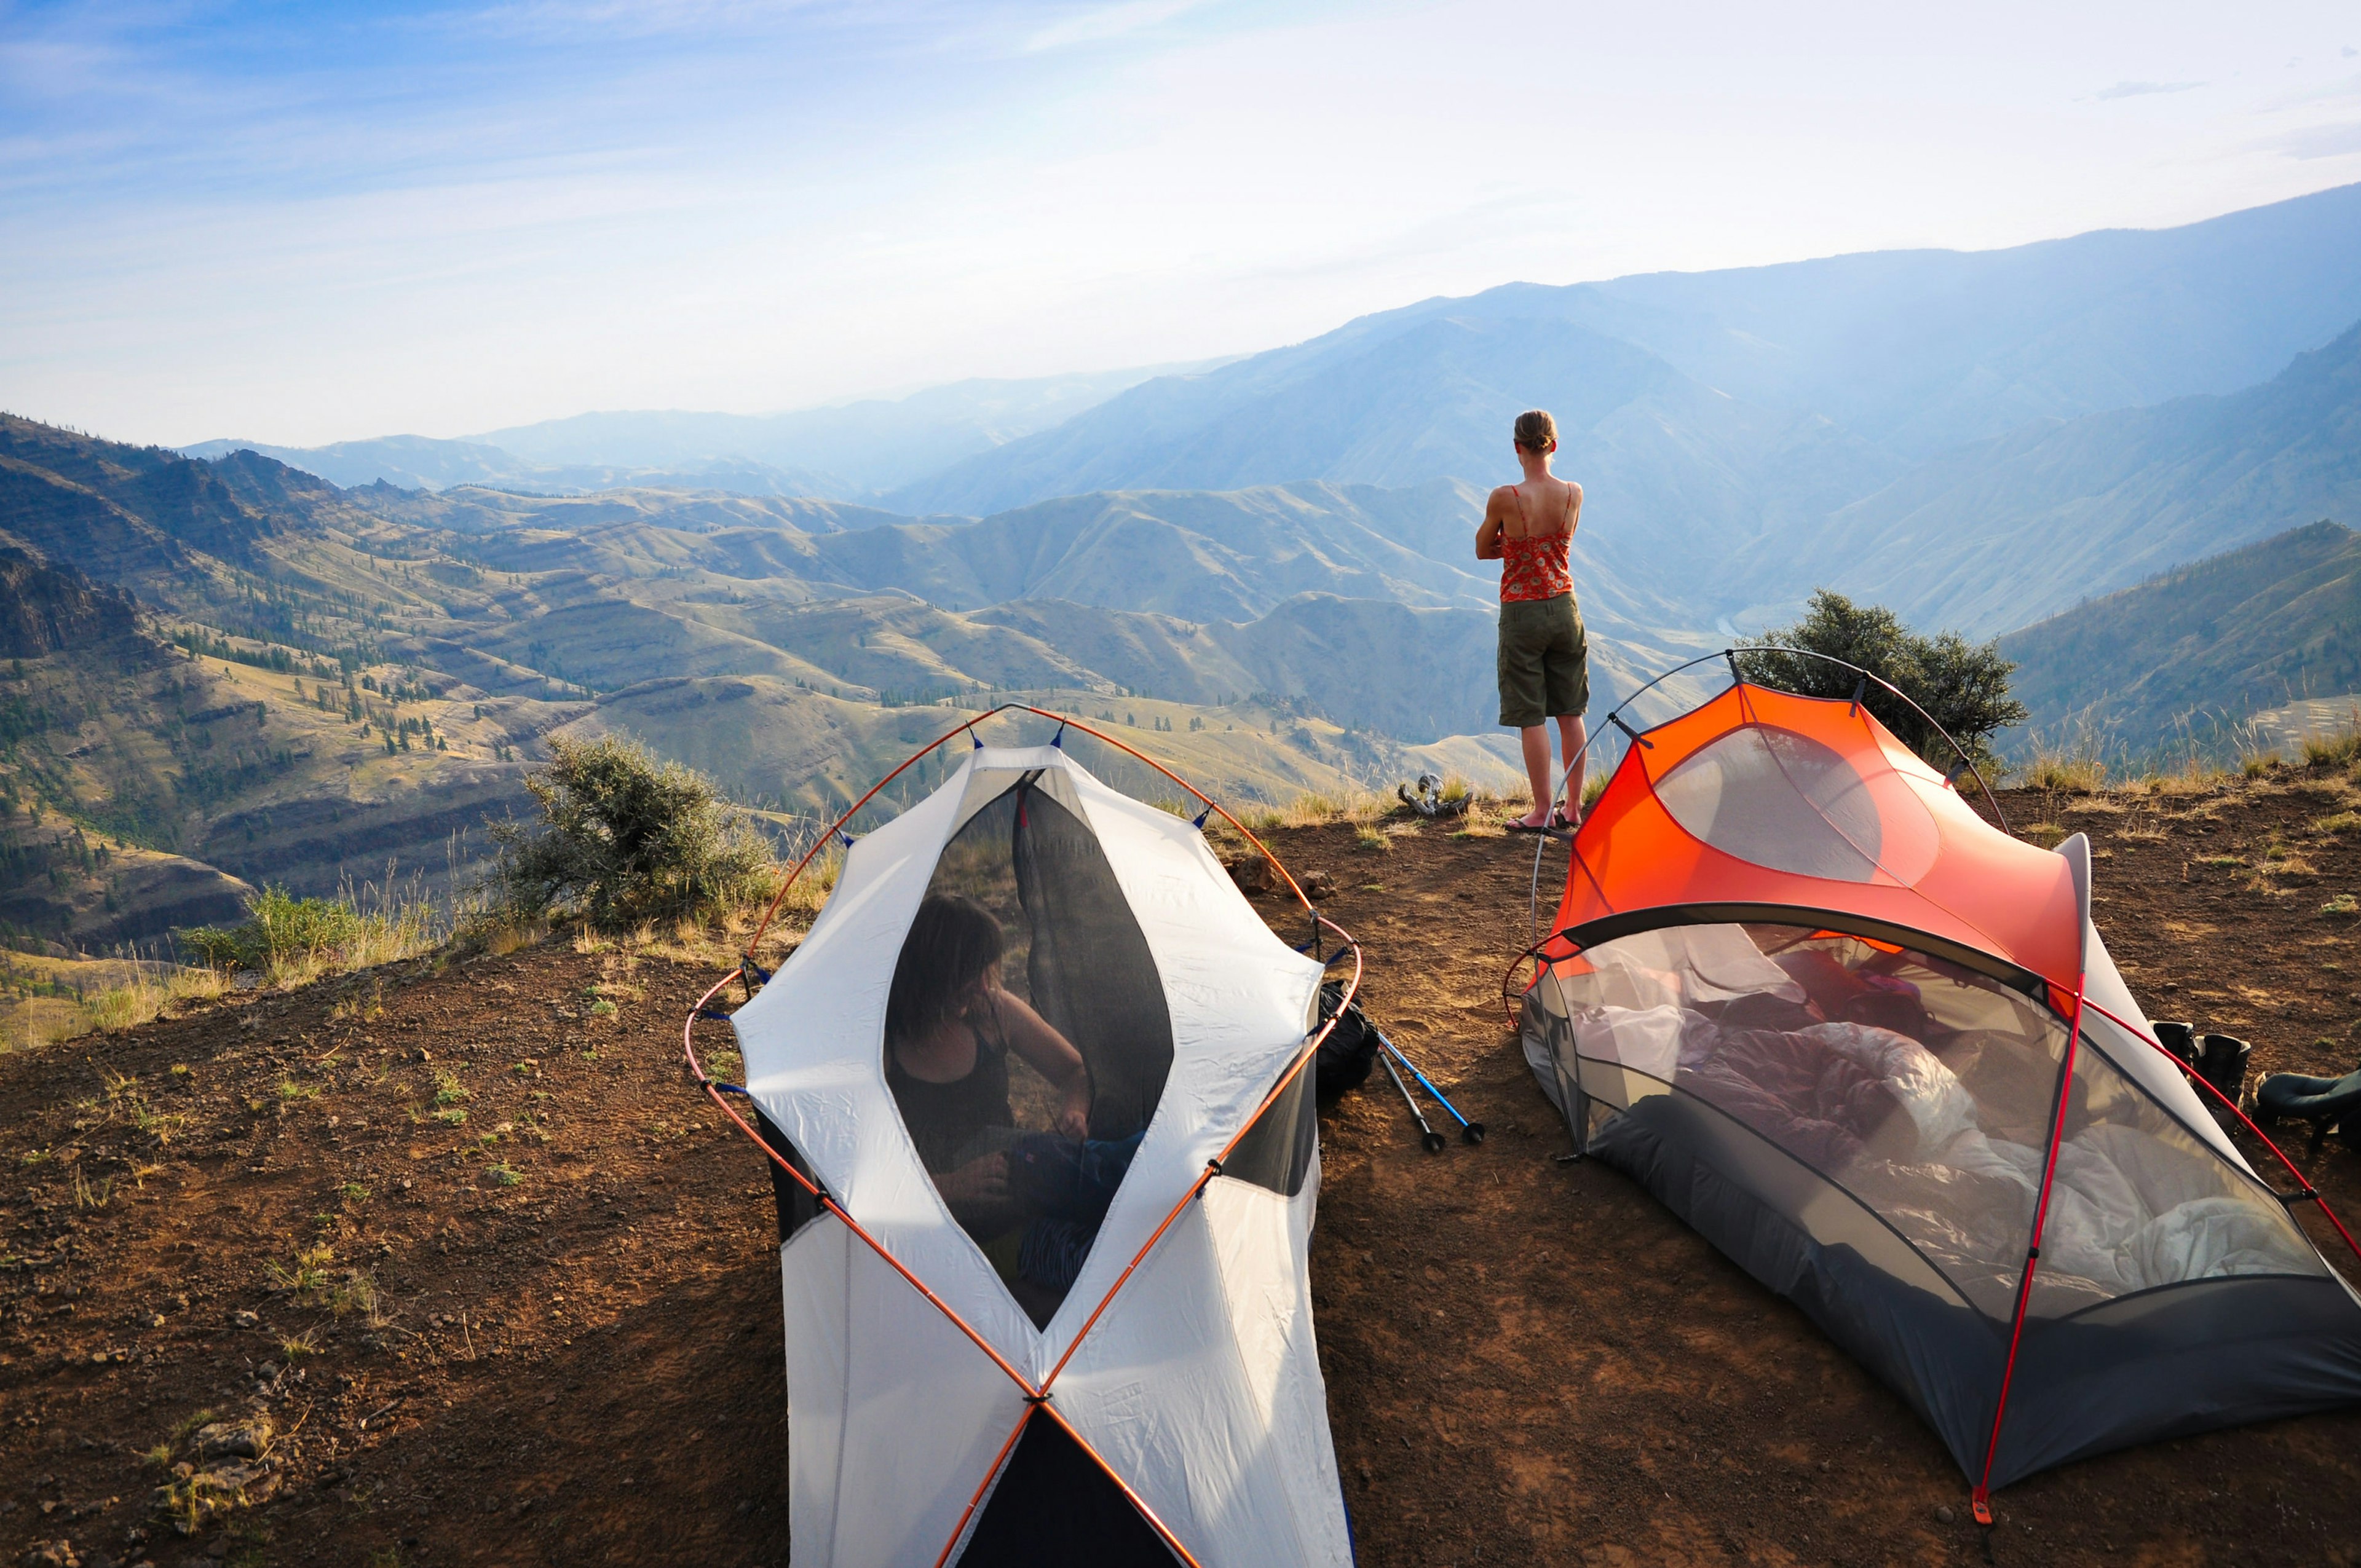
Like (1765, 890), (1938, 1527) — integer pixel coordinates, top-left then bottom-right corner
(886, 1014), (1014, 1173)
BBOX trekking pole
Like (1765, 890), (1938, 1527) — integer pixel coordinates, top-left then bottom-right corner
(1377, 1049), (1447, 1153)
(1375, 1030), (1485, 1144)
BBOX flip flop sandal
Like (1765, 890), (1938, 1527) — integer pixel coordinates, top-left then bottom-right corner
(1505, 817), (1554, 834)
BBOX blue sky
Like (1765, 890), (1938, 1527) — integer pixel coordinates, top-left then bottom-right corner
(5, 0), (2360, 446)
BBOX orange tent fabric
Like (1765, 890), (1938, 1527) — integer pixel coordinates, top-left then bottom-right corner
(1523, 677), (2361, 1504)
(1547, 682), (2080, 988)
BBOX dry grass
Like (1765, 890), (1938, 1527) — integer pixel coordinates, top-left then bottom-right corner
(2298, 707), (2361, 771)
(770, 844), (843, 921)
(1238, 789), (1391, 835)
(2261, 841), (2320, 877)
(2015, 749), (2108, 794)
(86, 963), (230, 1033)
(2114, 752), (2237, 797)
(1239, 776), (1524, 838)
(0, 956), (231, 1054)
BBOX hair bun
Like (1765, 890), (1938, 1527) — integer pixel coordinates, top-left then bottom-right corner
(1513, 409), (1558, 452)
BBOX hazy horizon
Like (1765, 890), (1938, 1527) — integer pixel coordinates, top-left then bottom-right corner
(6, 1), (2359, 448)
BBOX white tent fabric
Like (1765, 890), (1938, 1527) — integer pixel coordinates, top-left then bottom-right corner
(731, 744), (1349, 1567)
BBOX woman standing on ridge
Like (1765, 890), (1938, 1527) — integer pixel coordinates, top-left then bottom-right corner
(1476, 409), (1590, 832)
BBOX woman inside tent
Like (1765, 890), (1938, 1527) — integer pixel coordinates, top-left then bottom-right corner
(885, 894), (1144, 1305)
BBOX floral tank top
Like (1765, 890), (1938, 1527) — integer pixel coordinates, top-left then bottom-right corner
(1499, 484), (1575, 603)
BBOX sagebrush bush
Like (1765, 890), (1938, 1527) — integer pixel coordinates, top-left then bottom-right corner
(1734, 591), (2027, 772)
(182, 887), (364, 970)
(474, 735), (773, 931)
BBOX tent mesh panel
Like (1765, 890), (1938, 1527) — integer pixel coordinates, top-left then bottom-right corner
(1648, 719), (1940, 884)
(1545, 924), (2328, 1322)
(887, 776), (1176, 1327)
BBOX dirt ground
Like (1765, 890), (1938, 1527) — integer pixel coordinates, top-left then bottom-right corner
(2, 772), (2357, 1567)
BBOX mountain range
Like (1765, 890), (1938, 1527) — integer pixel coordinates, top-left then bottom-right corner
(886, 182), (2361, 512)
(8, 179), (2354, 957)
(183, 363), (1214, 499)
(0, 412), (1586, 944)
(1998, 519), (2361, 755)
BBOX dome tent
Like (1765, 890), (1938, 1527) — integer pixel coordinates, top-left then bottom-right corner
(688, 712), (1358, 1567)
(1518, 668), (2361, 1517)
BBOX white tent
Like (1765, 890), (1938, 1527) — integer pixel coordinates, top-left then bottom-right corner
(728, 742), (1355, 1567)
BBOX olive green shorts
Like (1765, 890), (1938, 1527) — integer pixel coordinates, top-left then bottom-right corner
(1497, 593), (1589, 729)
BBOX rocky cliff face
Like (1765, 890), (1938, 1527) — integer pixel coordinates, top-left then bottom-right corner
(0, 414), (280, 569)
(0, 548), (140, 659)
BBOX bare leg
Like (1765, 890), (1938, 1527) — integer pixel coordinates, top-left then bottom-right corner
(1515, 724), (1554, 827)
(1559, 715), (1589, 823)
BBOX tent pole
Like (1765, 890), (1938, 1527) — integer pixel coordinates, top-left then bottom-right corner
(1040, 915), (1364, 1393)
(931, 1407), (1035, 1568)
(1969, 979), (2087, 1523)
(695, 709), (1357, 1568)
(686, 972), (1042, 1401)
(740, 702), (1028, 971)
(1035, 1403), (1208, 1568)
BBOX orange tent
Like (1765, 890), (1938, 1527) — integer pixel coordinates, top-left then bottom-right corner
(1521, 675), (2361, 1515)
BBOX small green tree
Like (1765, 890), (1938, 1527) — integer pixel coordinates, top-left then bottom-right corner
(478, 736), (773, 930)
(1734, 591), (2027, 772)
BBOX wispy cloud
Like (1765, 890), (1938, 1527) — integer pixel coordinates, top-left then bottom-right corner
(1024, 0), (1203, 53)
(8, 0), (2358, 446)
(2260, 119), (2361, 160)
(2094, 79), (2204, 101)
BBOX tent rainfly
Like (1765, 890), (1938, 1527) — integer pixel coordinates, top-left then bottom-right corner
(1520, 674), (2361, 1516)
(692, 722), (1358, 1567)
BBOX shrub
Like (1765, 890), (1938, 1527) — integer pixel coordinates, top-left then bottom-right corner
(474, 735), (773, 931)
(2300, 715), (2360, 770)
(182, 886), (363, 971)
(1734, 591), (2027, 772)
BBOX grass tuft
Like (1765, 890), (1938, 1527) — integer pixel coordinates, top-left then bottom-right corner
(267, 1242), (336, 1295)
(2298, 708), (2361, 770)
(2016, 750), (2108, 793)
(72, 1164), (114, 1208)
